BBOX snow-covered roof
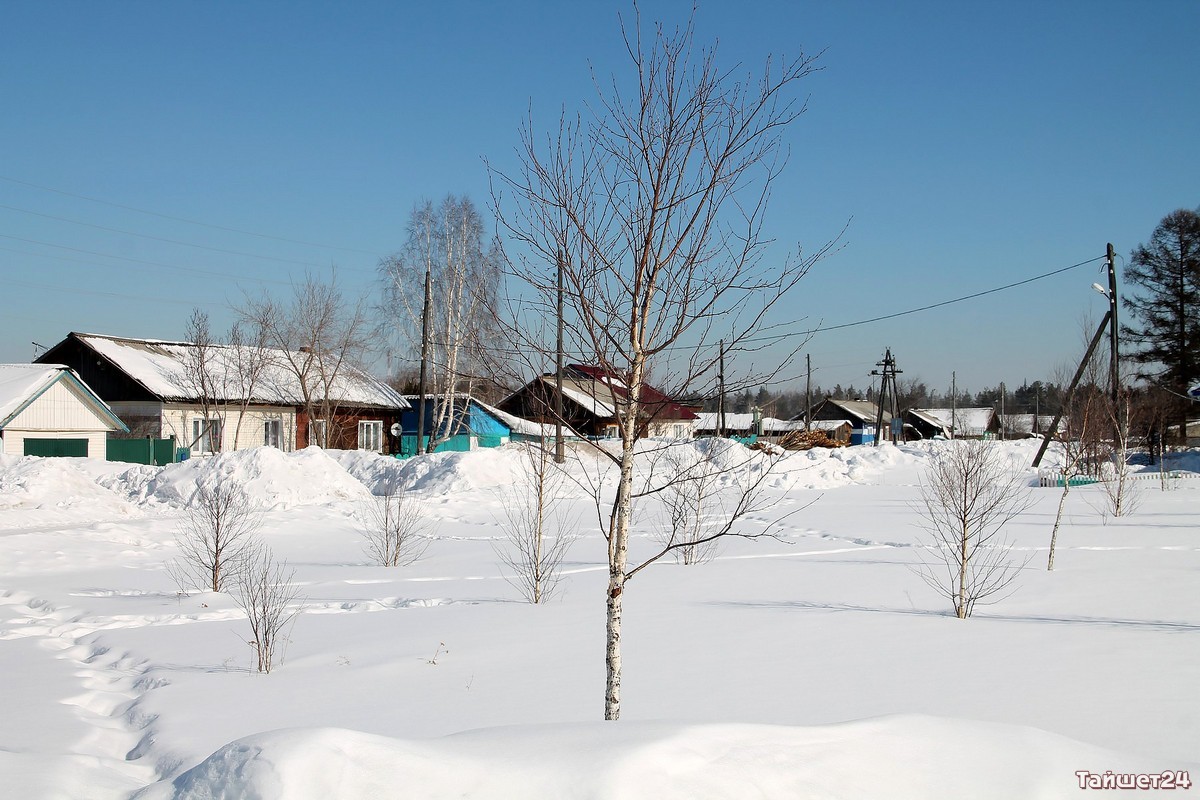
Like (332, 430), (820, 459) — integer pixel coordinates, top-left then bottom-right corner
(906, 408), (948, 431)
(0, 364), (126, 430)
(798, 399), (886, 425)
(762, 418), (806, 433)
(693, 412), (757, 431)
(400, 393), (575, 439)
(478, 399), (576, 438)
(556, 379), (618, 418)
(809, 419), (852, 431)
(919, 407), (995, 434)
(998, 414), (1055, 434)
(72, 334), (408, 410)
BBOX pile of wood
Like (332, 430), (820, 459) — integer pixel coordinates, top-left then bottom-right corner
(779, 429), (844, 451)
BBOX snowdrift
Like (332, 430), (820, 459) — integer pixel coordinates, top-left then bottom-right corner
(124, 447), (372, 510)
(134, 716), (1171, 800)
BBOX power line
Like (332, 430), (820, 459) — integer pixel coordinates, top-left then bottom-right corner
(0, 236), (295, 286)
(0, 203), (358, 268)
(384, 254), (1107, 362)
(6, 276), (226, 308)
(742, 253), (1107, 346)
(0, 174), (381, 256)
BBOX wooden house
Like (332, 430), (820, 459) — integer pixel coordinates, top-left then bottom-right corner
(37, 333), (409, 455)
(499, 364), (697, 440)
(793, 398), (889, 445)
(0, 364), (127, 458)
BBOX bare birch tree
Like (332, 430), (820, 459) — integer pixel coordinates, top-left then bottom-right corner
(380, 196), (501, 448)
(915, 441), (1033, 618)
(495, 439), (577, 603)
(492, 10), (833, 719)
(242, 273), (372, 448)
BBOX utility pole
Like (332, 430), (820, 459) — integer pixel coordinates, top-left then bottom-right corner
(871, 348), (901, 445)
(555, 250), (565, 463)
(805, 353), (812, 432)
(717, 340), (726, 437)
(999, 381), (1006, 440)
(416, 266), (432, 455)
(1106, 242), (1119, 402)
(950, 371), (957, 439)
(1032, 310), (1113, 467)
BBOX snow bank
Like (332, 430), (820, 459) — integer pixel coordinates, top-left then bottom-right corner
(400, 446), (534, 495)
(134, 716), (1167, 800)
(325, 448), (411, 495)
(0, 455), (142, 528)
(132, 447), (371, 509)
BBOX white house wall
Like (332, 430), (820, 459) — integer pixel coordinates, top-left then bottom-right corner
(159, 404), (297, 453)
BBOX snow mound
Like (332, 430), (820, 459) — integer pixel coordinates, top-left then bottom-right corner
(400, 446), (533, 495)
(134, 716), (1169, 800)
(325, 448), (410, 495)
(136, 447), (371, 509)
(0, 455), (142, 528)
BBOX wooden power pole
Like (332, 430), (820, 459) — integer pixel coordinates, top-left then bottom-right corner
(416, 266), (432, 455)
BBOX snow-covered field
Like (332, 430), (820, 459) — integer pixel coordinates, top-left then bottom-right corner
(1, 440), (1197, 799)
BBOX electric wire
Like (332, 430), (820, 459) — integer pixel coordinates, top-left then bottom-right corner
(0, 174), (380, 255)
(0, 203), (351, 268)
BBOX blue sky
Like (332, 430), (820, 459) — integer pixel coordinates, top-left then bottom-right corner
(2, 1), (1197, 398)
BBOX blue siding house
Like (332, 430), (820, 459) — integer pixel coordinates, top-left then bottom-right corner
(398, 395), (513, 454)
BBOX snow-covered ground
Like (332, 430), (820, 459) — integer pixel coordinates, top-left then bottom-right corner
(1, 440), (1197, 799)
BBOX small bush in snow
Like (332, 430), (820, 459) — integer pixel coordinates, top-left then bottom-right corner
(234, 544), (304, 674)
(358, 488), (430, 567)
(169, 482), (263, 594)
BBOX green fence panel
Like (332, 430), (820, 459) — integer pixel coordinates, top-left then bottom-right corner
(476, 435), (505, 449)
(108, 438), (179, 465)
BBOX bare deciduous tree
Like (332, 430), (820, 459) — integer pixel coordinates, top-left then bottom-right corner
(492, 9), (833, 720)
(226, 319), (272, 450)
(169, 482), (263, 593)
(1098, 389), (1141, 519)
(380, 196), (501, 448)
(358, 488), (430, 567)
(915, 440), (1033, 618)
(181, 309), (227, 453)
(242, 273), (373, 448)
(234, 544), (303, 674)
(654, 446), (724, 565)
(495, 440), (577, 603)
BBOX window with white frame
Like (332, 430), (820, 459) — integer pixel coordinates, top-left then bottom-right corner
(263, 419), (282, 449)
(308, 419), (327, 448)
(191, 417), (222, 453)
(358, 420), (383, 452)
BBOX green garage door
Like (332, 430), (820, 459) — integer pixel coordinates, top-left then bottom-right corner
(24, 438), (88, 457)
